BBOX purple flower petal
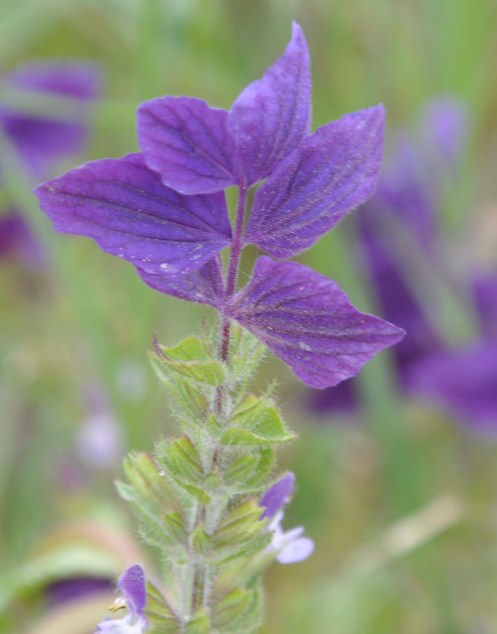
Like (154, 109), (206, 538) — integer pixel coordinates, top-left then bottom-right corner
(47, 577), (113, 606)
(228, 257), (405, 389)
(118, 565), (146, 618)
(406, 343), (497, 431)
(138, 256), (224, 307)
(245, 105), (384, 257)
(260, 472), (295, 520)
(472, 271), (497, 340)
(277, 536), (314, 564)
(357, 206), (441, 376)
(1, 61), (102, 177)
(34, 153), (231, 275)
(267, 511), (314, 565)
(418, 97), (469, 169)
(137, 97), (235, 195)
(229, 21), (311, 186)
(0, 210), (44, 265)
(306, 378), (360, 415)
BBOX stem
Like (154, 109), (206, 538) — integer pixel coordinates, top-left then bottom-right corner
(188, 186), (249, 618)
(215, 186), (248, 413)
(219, 185), (249, 363)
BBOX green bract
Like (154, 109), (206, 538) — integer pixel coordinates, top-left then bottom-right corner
(117, 327), (294, 633)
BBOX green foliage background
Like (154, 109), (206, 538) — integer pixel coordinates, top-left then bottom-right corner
(1, 0), (497, 632)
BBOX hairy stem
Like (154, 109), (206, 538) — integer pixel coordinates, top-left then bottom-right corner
(187, 186), (249, 619)
(219, 185), (248, 363)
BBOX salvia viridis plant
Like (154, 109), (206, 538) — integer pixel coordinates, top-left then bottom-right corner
(35, 22), (404, 634)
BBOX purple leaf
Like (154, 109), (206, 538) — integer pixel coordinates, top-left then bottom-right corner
(137, 97), (235, 195)
(229, 21), (311, 186)
(1, 61), (102, 177)
(34, 153), (231, 275)
(245, 105), (384, 258)
(138, 256), (224, 307)
(228, 257), (405, 389)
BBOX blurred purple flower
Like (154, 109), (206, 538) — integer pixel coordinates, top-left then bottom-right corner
(0, 61), (102, 266)
(260, 473), (314, 564)
(0, 210), (44, 265)
(35, 23), (404, 389)
(47, 577), (113, 606)
(309, 98), (497, 431)
(95, 564), (148, 633)
(0, 61), (103, 178)
(407, 342), (497, 431)
(76, 411), (124, 470)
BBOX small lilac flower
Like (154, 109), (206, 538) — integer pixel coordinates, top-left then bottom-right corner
(260, 473), (314, 564)
(76, 411), (124, 470)
(268, 511), (315, 564)
(35, 23), (404, 389)
(259, 472), (295, 520)
(95, 564), (148, 634)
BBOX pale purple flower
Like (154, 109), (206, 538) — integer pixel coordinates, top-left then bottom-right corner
(260, 473), (314, 565)
(35, 23), (404, 389)
(76, 412), (123, 470)
(268, 511), (315, 564)
(95, 565), (148, 634)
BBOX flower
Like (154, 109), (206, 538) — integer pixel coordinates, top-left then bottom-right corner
(0, 61), (103, 178)
(35, 23), (404, 389)
(95, 564), (148, 634)
(46, 576), (113, 606)
(0, 61), (102, 265)
(308, 98), (497, 431)
(260, 473), (314, 564)
(0, 211), (44, 265)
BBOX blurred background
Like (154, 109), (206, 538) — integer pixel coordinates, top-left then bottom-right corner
(1, 0), (497, 632)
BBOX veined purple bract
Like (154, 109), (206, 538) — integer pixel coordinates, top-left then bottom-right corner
(35, 23), (403, 388)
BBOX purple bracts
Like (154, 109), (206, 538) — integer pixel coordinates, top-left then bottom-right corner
(136, 22), (310, 193)
(229, 258), (404, 389)
(245, 106), (385, 258)
(36, 153), (231, 275)
(35, 23), (404, 389)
